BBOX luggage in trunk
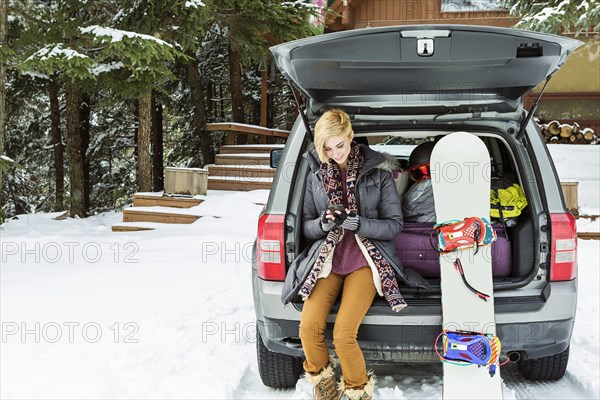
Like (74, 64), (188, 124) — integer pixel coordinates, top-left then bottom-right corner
(393, 222), (511, 278)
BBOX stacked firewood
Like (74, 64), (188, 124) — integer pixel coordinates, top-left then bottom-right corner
(537, 120), (598, 144)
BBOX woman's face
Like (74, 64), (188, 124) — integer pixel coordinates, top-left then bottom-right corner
(324, 134), (353, 168)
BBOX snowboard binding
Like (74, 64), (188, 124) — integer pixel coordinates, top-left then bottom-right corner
(435, 330), (503, 378)
(434, 216), (496, 254)
(433, 217), (496, 302)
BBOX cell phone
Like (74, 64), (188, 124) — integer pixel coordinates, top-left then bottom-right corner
(328, 204), (345, 213)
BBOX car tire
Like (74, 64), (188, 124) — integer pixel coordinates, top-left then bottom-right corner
(517, 346), (570, 381)
(256, 325), (303, 388)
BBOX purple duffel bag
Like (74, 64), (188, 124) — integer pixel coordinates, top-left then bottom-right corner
(393, 222), (511, 278)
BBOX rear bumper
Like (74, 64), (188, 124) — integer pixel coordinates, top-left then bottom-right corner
(257, 317), (574, 362)
(254, 274), (577, 362)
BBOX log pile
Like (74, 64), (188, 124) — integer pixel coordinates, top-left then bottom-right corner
(537, 120), (598, 144)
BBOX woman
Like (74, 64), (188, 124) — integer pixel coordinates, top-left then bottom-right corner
(281, 109), (430, 400)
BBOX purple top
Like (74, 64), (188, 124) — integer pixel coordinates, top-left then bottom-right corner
(332, 168), (369, 275)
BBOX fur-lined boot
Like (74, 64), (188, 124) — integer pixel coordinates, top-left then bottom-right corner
(305, 362), (343, 400)
(339, 371), (376, 400)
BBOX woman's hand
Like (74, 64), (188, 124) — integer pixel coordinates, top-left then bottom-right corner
(320, 209), (337, 232)
(340, 210), (360, 232)
(321, 207), (360, 232)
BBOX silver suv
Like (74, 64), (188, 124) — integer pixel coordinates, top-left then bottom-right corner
(252, 25), (582, 388)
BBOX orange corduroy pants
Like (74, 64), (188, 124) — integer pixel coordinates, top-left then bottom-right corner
(299, 266), (376, 389)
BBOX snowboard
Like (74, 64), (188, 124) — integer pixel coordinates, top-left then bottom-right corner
(430, 132), (503, 399)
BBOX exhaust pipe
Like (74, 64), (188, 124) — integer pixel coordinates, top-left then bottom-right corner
(507, 351), (521, 362)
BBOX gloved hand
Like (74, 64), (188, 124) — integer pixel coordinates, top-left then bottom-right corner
(320, 210), (336, 232)
(321, 206), (346, 231)
(340, 211), (360, 232)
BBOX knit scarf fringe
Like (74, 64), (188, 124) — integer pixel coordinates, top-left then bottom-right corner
(298, 143), (406, 312)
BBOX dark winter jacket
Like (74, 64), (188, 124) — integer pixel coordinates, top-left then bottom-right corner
(281, 144), (430, 305)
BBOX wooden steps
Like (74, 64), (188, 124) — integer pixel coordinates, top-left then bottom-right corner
(578, 232), (600, 240)
(112, 225), (155, 232)
(215, 153), (271, 166)
(133, 193), (204, 208)
(208, 176), (273, 191)
(123, 208), (201, 224)
(208, 144), (279, 191)
(219, 144), (284, 154)
(207, 164), (276, 178)
(112, 143), (281, 231)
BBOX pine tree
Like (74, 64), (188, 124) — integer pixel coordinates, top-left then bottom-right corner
(0, 0), (7, 223)
(502, 0), (600, 36)
(119, 0), (214, 166)
(79, 24), (185, 192)
(2, 0), (322, 219)
(18, 0), (97, 217)
(207, 0), (320, 143)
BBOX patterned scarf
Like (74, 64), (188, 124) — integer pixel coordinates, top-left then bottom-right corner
(298, 143), (407, 312)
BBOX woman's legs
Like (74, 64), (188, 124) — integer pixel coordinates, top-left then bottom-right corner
(333, 266), (377, 389)
(300, 272), (344, 374)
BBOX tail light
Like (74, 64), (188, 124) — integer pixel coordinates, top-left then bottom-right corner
(257, 213), (286, 281)
(549, 212), (578, 281)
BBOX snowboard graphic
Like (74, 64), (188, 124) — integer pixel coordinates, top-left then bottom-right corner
(430, 132), (503, 399)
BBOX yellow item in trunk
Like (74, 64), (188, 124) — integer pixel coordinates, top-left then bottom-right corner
(490, 184), (528, 219)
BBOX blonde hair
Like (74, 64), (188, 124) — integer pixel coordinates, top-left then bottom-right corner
(314, 109), (353, 163)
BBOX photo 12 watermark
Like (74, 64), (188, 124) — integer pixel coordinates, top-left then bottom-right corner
(1, 241), (140, 264)
(1, 321), (140, 344)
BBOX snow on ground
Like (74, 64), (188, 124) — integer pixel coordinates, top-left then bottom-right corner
(1, 146), (599, 399)
(548, 145), (600, 217)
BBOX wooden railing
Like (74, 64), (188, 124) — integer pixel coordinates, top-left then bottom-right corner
(206, 122), (290, 145)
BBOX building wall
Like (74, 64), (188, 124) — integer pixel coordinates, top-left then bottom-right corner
(537, 35), (600, 93)
(525, 35), (599, 132)
(327, 0), (520, 30)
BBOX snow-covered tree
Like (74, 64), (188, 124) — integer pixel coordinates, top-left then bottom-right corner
(79, 25), (184, 192)
(0, 0), (8, 223)
(502, 0), (600, 36)
(207, 0), (320, 138)
(17, 0), (98, 217)
(1, 0), (323, 220)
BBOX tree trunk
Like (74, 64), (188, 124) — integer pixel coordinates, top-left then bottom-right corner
(206, 82), (214, 122)
(137, 94), (152, 192)
(0, 0), (6, 221)
(228, 41), (247, 144)
(219, 84), (225, 120)
(133, 100), (138, 146)
(80, 93), (90, 211)
(66, 84), (86, 217)
(186, 51), (215, 165)
(49, 78), (64, 211)
(151, 91), (164, 192)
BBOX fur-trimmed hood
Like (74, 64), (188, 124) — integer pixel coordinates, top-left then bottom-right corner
(378, 151), (400, 172)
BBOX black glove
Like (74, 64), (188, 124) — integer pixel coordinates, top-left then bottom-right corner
(321, 206), (346, 231)
(320, 211), (336, 232)
(340, 211), (360, 232)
